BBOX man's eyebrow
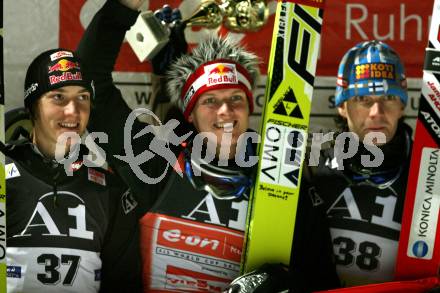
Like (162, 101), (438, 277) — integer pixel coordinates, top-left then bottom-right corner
(50, 88), (90, 94)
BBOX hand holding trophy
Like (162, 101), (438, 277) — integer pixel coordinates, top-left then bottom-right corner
(150, 5), (188, 75)
(125, 0), (269, 63)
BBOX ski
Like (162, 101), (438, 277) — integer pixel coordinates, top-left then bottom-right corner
(0, 8), (6, 291)
(395, 0), (440, 280)
(241, 0), (325, 273)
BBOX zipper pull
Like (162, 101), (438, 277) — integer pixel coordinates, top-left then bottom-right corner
(53, 172), (59, 207)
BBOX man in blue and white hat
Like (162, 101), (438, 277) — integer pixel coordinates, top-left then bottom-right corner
(302, 40), (415, 288)
(335, 40), (408, 143)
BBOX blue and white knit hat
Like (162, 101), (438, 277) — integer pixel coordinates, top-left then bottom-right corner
(335, 41), (408, 106)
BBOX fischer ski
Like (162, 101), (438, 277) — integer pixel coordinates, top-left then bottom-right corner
(241, 0), (325, 273)
(0, 14), (6, 292)
(395, 0), (440, 280)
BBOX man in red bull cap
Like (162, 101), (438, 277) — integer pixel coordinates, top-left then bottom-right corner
(3, 47), (142, 293)
(77, 0), (342, 292)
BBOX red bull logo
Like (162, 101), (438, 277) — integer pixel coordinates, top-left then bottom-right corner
(48, 59), (80, 73)
(208, 64), (234, 76)
(204, 63), (238, 87)
(49, 72), (83, 85)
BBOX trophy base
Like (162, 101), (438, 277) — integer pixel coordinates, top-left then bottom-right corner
(125, 11), (170, 62)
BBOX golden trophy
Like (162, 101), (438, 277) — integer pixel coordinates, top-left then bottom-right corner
(184, 0), (268, 31)
(222, 0), (269, 32)
(126, 0), (269, 62)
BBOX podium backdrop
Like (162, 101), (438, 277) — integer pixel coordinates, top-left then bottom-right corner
(4, 0), (435, 132)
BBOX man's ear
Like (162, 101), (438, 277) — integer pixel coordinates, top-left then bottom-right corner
(188, 113), (193, 123)
(337, 102), (347, 118)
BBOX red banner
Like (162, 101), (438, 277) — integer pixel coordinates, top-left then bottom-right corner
(318, 0), (434, 77)
(60, 0), (434, 77)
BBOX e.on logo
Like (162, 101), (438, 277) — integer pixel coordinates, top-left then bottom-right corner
(155, 217), (243, 261)
(162, 229), (220, 251)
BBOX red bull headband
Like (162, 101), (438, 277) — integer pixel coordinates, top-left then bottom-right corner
(180, 59), (254, 120)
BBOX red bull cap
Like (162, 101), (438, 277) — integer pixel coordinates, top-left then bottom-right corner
(24, 48), (94, 110)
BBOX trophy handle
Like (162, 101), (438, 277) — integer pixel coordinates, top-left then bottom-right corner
(183, 0), (224, 29)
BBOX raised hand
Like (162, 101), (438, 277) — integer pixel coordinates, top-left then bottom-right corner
(151, 5), (188, 75)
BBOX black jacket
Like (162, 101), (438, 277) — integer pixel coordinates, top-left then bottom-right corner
(4, 140), (137, 293)
(301, 123), (412, 287)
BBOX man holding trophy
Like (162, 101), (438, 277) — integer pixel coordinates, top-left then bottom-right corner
(76, 0), (339, 292)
